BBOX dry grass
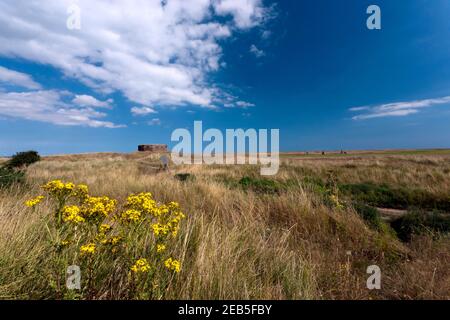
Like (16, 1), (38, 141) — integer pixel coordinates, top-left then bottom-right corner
(0, 152), (449, 299)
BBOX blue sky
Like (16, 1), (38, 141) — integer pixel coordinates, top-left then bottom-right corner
(0, 0), (450, 155)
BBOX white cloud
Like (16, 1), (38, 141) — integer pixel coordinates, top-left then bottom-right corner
(0, 0), (268, 109)
(0, 90), (124, 128)
(351, 96), (450, 120)
(349, 106), (370, 112)
(213, 0), (266, 28)
(148, 118), (161, 126)
(261, 30), (271, 39)
(236, 100), (255, 108)
(217, 91), (255, 108)
(250, 44), (265, 58)
(0, 66), (41, 90)
(72, 94), (113, 108)
(131, 106), (157, 116)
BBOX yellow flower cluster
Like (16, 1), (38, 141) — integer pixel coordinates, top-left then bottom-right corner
(73, 184), (89, 200)
(120, 194), (186, 240)
(126, 192), (157, 215)
(63, 205), (85, 224)
(120, 209), (143, 223)
(25, 196), (44, 207)
(60, 197), (116, 225)
(42, 180), (75, 198)
(148, 202), (186, 239)
(119, 192), (161, 224)
(60, 240), (71, 247)
(156, 244), (166, 253)
(131, 258), (150, 273)
(151, 223), (169, 236)
(100, 236), (122, 246)
(82, 196), (117, 221)
(80, 243), (96, 256)
(26, 180), (186, 289)
(164, 258), (181, 273)
(95, 224), (113, 242)
(26, 181), (91, 211)
(99, 224), (112, 234)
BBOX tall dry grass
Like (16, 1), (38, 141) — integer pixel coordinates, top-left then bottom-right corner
(0, 153), (449, 299)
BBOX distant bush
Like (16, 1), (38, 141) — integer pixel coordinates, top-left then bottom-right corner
(302, 175), (326, 193)
(0, 167), (25, 188)
(174, 173), (195, 182)
(391, 211), (450, 241)
(5, 151), (40, 169)
(0, 151), (40, 188)
(339, 182), (450, 212)
(239, 176), (281, 195)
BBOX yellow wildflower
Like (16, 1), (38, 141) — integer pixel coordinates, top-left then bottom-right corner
(80, 243), (96, 255)
(41, 180), (75, 198)
(157, 205), (169, 217)
(62, 205), (85, 224)
(25, 195), (44, 208)
(152, 223), (169, 237)
(130, 258), (150, 273)
(74, 184), (89, 200)
(126, 192), (161, 218)
(175, 211), (186, 219)
(166, 218), (183, 238)
(99, 224), (112, 233)
(42, 180), (64, 192)
(82, 196), (116, 222)
(60, 240), (71, 246)
(110, 236), (122, 245)
(164, 258), (181, 273)
(169, 201), (186, 218)
(65, 182), (75, 190)
(156, 244), (166, 253)
(97, 224), (112, 241)
(121, 209), (143, 223)
(101, 236), (122, 246)
(168, 201), (180, 209)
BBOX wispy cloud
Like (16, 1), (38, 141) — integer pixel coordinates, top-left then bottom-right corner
(72, 95), (113, 109)
(250, 44), (265, 58)
(0, 89), (124, 128)
(131, 106), (157, 116)
(261, 30), (272, 40)
(148, 118), (161, 126)
(0, 66), (41, 90)
(350, 96), (450, 120)
(218, 91), (255, 108)
(236, 101), (255, 108)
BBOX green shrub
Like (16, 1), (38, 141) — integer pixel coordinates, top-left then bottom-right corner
(391, 211), (450, 241)
(5, 150), (40, 169)
(302, 176), (326, 193)
(0, 167), (25, 188)
(174, 173), (195, 182)
(353, 203), (383, 230)
(339, 182), (450, 212)
(239, 176), (281, 195)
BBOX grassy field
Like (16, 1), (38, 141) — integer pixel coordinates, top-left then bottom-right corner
(282, 148), (450, 158)
(0, 151), (449, 299)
